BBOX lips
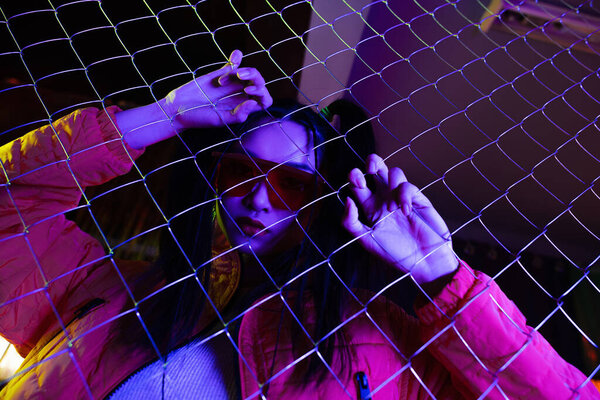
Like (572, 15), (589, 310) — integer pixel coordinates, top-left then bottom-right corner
(235, 217), (267, 237)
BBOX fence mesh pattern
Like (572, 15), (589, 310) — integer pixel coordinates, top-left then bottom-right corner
(1, 0), (599, 398)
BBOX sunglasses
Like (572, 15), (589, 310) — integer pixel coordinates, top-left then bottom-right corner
(212, 152), (323, 211)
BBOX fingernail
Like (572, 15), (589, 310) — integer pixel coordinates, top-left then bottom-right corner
(244, 86), (256, 94)
(231, 50), (242, 64)
(358, 173), (367, 189)
(345, 197), (354, 213)
(218, 75), (229, 85)
(402, 204), (411, 216)
(237, 70), (249, 79)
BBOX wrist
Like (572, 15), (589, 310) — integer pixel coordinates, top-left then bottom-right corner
(413, 262), (461, 310)
(159, 96), (185, 134)
(117, 101), (178, 149)
(410, 244), (459, 284)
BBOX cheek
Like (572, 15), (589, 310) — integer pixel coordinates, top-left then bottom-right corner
(267, 213), (298, 234)
(217, 197), (242, 218)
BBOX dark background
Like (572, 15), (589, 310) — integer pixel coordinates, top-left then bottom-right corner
(1, 0), (599, 381)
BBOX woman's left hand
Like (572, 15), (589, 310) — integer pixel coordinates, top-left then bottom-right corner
(342, 154), (459, 284)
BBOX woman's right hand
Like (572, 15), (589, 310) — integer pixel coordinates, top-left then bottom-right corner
(118, 50), (272, 149)
(162, 49), (272, 131)
(342, 154), (458, 284)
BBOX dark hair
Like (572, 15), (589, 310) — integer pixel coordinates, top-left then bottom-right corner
(123, 98), (379, 386)
(232, 99), (379, 385)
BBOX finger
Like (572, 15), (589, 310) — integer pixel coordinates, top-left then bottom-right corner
(217, 73), (235, 87)
(236, 68), (266, 87)
(201, 64), (233, 85)
(231, 99), (260, 123)
(348, 168), (371, 205)
(214, 77), (245, 96)
(366, 154), (389, 186)
(388, 167), (407, 189)
(244, 85), (273, 109)
(342, 197), (370, 239)
(228, 49), (243, 68)
(205, 51), (243, 82)
(259, 87), (273, 109)
(396, 182), (420, 217)
(213, 50), (243, 85)
(396, 182), (450, 239)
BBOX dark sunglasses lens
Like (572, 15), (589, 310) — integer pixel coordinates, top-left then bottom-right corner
(267, 171), (316, 210)
(216, 158), (258, 196)
(214, 153), (320, 210)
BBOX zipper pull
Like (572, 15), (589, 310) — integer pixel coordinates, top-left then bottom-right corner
(355, 371), (372, 400)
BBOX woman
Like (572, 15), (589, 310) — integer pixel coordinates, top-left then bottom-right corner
(0, 50), (596, 399)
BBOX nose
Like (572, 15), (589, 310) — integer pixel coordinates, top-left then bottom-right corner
(242, 178), (272, 212)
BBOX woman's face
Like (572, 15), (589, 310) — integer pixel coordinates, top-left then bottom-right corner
(215, 119), (318, 256)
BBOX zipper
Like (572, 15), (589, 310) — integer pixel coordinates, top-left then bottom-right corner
(355, 371), (372, 400)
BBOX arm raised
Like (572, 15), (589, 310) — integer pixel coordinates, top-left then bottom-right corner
(116, 49), (272, 149)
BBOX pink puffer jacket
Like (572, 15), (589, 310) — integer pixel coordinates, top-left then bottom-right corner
(0, 108), (597, 399)
(0, 107), (240, 399)
(238, 264), (600, 399)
